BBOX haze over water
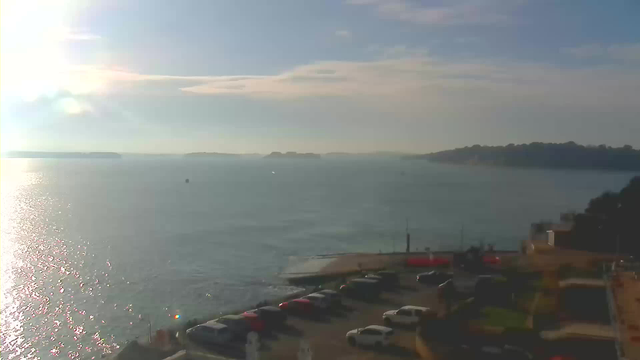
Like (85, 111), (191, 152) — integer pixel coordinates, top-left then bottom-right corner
(1, 158), (633, 359)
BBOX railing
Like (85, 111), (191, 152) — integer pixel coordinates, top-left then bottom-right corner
(604, 271), (627, 360)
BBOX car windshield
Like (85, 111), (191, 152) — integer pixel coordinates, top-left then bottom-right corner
(1, 2), (637, 360)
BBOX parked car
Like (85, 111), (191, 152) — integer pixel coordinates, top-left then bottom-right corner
(406, 256), (450, 268)
(383, 305), (432, 326)
(301, 293), (331, 309)
(417, 271), (453, 285)
(364, 274), (387, 288)
(278, 298), (314, 315)
(244, 306), (287, 329)
(214, 315), (251, 339)
(339, 278), (381, 300)
(346, 325), (394, 347)
(316, 289), (342, 306)
(186, 321), (233, 345)
(446, 274), (499, 294)
(374, 270), (399, 286)
(240, 311), (265, 333)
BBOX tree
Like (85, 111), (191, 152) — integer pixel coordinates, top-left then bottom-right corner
(571, 176), (640, 255)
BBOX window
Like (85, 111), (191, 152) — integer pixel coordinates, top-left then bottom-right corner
(361, 329), (379, 335)
(201, 327), (219, 335)
(397, 309), (411, 316)
(415, 310), (423, 316)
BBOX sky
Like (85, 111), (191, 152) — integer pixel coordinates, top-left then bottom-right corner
(1, 0), (639, 154)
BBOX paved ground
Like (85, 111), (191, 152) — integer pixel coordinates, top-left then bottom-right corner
(261, 271), (441, 360)
(188, 270), (442, 360)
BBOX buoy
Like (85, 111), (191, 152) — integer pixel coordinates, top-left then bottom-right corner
(185, 179), (189, 183)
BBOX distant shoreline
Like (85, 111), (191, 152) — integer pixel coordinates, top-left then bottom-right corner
(3, 151), (122, 159)
(404, 142), (640, 172)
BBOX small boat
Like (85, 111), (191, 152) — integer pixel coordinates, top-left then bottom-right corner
(185, 178), (189, 183)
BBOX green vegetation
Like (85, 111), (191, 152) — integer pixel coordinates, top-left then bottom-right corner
(471, 307), (528, 330)
(405, 142), (640, 171)
(571, 176), (640, 256)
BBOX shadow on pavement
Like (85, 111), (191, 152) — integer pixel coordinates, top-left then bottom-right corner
(275, 324), (304, 337)
(338, 303), (356, 312)
(376, 344), (415, 357)
(260, 331), (279, 341)
(373, 296), (403, 308)
(197, 342), (245, 359)
(306, 313), (332, 323)
(396, 284), (418, 292)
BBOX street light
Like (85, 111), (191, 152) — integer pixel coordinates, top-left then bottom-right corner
(139, 314), (152, 343)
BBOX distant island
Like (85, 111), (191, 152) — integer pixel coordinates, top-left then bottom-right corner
(4, 151), (122, 159)
(264, 151), (321, 159)
(405, 142), (640, 171)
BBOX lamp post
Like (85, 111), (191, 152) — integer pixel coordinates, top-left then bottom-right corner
(139, 314), (152, 343)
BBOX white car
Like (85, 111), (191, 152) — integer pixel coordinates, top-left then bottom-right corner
(186, 321), (233, 345)
(301, 293), (330, 309)
(383, 305), (430, 326)
(346, 325), (394, 347)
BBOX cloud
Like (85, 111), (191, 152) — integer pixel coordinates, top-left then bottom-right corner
(64, 32), (101, 41)
(334, 30), (352, 39)
(608, 43), (640, 62)
(56, 97), (94, 115)
(367, 45), (429, 59)
(46, 27), (101, 41)
(346, 0), (519, 25)
(12, 50), (640, 116)
(562, 44), (605, 58)
(562, 43), (640, 62)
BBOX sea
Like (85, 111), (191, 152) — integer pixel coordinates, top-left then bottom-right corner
(0, 157), (634, 359)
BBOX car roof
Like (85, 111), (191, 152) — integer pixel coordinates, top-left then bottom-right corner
(377, 270), (396, 274)
(220, 314), (245, 320)
(258, 306), (280, 311)
(202, 321), (228, 330)
(401, 305), (428, 311)
(351, 278), (379, 283)
(366, 325), (393, 332)
(242, 312), (258, 318)
(305, 293), (325, 298)
(317, 289), (338, 295)
(292, 298), (311, 303)
(366, 274), (382, 279)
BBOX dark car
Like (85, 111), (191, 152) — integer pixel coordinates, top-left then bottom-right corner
(417, 271), (453, 285)
(214, 315), (251, 339)
(240, 312), (265, 333)
(244, 306), (287, 329)
(278, 298), (314, 315)
(365, 273), (396, 289)
(316, 289), (342, 306)
(375, 271), (399, 286)
(339, 278), (381, 300)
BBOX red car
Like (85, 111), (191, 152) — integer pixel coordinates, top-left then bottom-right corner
(278, 298), (314, 315)
(241, 312), (265, 332)
(483, 255), (501, 265)
(406, 257), (450, 268)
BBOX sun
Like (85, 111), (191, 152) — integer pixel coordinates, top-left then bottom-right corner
(1, 0), (77, 101)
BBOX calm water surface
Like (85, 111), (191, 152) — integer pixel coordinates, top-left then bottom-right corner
(1, 158), (634, 359)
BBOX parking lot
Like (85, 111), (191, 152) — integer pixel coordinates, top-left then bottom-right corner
(188, 270), (442, 359)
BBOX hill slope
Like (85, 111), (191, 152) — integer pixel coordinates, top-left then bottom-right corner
(405, 142), (640, 171)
